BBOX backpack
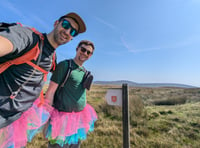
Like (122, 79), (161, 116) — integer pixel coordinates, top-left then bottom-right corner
(0, 22), (56, 104)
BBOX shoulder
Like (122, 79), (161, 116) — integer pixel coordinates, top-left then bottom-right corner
(2, 23), (34, 36)
(58, 60), (69, 66)
(54, 60), (69, 71)
(0, 23), (41, 43)
(0, 23), (40, 54)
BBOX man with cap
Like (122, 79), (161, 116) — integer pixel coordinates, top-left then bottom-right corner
(0, 12), (86, 148)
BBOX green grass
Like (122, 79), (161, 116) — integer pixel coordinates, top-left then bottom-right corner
(27, 85), (200, 148)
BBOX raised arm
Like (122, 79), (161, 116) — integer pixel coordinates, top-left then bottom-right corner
(45, 81), (59, 106)
(0, 36), (13, 57)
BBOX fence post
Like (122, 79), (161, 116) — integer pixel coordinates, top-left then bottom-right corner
(122, 83), (130, 148)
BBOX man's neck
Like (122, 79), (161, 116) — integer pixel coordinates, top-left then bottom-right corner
(47, 32), (58, 49)
(73, 58), (83, 67)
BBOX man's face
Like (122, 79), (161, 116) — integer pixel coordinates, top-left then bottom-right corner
(76, 44), (93, 62)
(53, 18), (79, 46)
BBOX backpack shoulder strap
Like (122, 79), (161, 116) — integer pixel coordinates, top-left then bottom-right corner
(50, 52), (56, 72)
(59, 59), (73, 88)
(82, 68), (93, 90)
(82, 66), (89, 80)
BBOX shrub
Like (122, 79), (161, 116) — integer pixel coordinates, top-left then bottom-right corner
(153, 97), (187, 105)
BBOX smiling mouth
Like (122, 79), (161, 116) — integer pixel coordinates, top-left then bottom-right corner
(60, 31), (70, 41)
(80, 54), (88, 60)
(61, 36), (67, 41)
(61, 34), (68, 39)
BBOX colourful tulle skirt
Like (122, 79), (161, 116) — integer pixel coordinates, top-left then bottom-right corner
(0, 98), (53, 148)
(45, 104), (98, 147)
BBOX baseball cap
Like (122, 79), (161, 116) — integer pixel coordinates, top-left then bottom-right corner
(58, 12), (86, 33)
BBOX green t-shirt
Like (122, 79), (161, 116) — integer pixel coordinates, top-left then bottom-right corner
(51, 60), (86, 112)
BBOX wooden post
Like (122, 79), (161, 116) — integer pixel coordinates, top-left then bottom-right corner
(122, 83), (130, 148)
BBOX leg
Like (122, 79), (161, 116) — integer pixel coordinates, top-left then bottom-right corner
(68, 141), (81, 148)
(48, 141), (81, 148)
(48, 142), (64, 148)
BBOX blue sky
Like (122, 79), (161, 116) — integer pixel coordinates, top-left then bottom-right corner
(1, 0), (200, 87)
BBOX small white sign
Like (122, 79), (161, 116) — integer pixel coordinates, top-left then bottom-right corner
(105, 89), (122, 106)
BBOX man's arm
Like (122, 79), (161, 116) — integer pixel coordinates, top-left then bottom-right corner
(0, 36), (13, 57)
(45, 81), (59, 106)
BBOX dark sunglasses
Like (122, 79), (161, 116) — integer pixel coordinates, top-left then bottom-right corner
(61, 19), (78, 37)
(80, 47), (93, 55)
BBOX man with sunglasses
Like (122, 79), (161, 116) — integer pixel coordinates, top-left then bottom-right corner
(44, 40), (97, 148)
(0, 12), (86, 148)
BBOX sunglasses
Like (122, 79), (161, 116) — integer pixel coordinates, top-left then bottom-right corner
(80, 47), (93, 55)
(61, 19), (78, 37)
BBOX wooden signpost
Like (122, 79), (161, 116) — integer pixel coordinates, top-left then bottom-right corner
(105, 84), (130, 148)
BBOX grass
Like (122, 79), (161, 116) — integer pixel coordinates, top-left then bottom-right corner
(27, 85), (200, 148)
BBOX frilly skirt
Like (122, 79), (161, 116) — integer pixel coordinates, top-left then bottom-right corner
(44, 104), (98, 147)
(0, 98), (53, 148)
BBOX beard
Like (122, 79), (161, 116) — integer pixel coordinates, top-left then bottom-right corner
(78, 55), (88, 63)
(53, 27), (70, 46)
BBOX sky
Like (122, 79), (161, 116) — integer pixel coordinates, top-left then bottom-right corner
(1, 0), (200, 87)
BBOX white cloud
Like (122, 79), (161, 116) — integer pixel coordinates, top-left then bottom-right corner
(30, 15), (51, 31)
(1, 1), (25, 18)
(120, 35), (162, 53)
(0, 1), (51, 31)
(94, 16), (118, 31)
(120, 34), (200, 53)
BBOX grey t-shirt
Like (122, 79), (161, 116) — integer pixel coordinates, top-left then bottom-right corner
(0, 24), (55, 128)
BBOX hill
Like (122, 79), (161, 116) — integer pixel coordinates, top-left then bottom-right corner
(93, 80), (197, 88)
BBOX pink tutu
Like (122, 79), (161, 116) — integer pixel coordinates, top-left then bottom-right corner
(0, 98), (53, 148)
(45, 104), (98, 147)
